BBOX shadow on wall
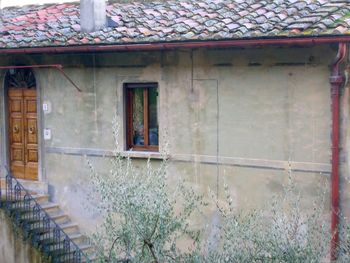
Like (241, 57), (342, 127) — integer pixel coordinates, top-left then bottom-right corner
(0, 210), (43, 263)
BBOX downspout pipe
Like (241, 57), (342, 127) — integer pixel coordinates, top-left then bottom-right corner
(330, 42), (347, 261)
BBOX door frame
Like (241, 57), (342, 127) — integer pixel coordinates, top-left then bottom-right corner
(0, 69), (44, 181)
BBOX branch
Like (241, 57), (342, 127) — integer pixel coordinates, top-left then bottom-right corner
(108, 236), (120, 262)
(145, 215), (160, 263)
(150, 215), (159, 239)
(145, 240), (159, 263)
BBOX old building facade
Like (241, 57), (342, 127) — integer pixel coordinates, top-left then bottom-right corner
(0, 0), (350, 261)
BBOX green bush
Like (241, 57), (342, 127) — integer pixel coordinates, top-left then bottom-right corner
(87, 124), (349, 262)
(87, 123), (204, 262)
(205, 176), (331, 263)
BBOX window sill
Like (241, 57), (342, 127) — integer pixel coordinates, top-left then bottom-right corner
(120, 150), (165, 160)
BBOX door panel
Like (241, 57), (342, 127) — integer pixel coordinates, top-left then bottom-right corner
(11, 99), (22, 113)
(11, 118), (23, 143)
(8, 88), (38, 181)
(26, 118), (38, 144)
(9, 89), (25, 179)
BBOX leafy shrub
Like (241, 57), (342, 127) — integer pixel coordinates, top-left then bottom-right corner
(87, 124), (349, 262)
(205, 174), (331, 263)
(87, 123), (204, 262)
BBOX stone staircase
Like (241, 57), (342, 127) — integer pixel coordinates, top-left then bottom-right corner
(0, 176), (96, 263)
(31, 193), (94, 261)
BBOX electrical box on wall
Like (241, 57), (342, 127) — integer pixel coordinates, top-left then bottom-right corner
(43, 128), (51, 140)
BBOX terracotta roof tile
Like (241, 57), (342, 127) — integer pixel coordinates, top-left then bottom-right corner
(0, 0), (349, 49)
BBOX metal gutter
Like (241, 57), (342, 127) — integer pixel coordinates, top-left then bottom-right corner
(0, 36), (349, 54)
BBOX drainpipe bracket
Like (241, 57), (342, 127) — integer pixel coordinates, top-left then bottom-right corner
(330, 75), (343, 85)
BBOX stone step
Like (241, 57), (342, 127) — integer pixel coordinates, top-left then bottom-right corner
(68, 232), (85, 245)
(0, 189), (37, 198)
(79, 243), (92, 253)
(50, 212), (70, 224)
(32, 194), (49, 204)
(41, 202), (60, 213)
(17, 179), (48, 195)
(0, 178), (48, 195)
(59, 222), (79, 234)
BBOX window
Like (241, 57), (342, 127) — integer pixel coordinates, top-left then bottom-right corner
(125, 83), (159, 151)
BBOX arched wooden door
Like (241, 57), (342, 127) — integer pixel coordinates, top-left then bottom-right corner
(6, 69), (38, 181)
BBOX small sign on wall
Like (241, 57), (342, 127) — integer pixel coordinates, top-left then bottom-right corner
(43, 128), (51, 140)
(43, 103), (48, 111)
(42, 101), (52, 114)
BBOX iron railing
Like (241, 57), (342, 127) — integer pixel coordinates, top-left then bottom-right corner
(0, 173), (91, 263)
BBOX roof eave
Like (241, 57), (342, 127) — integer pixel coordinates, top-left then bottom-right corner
(1, 35), (350, 54)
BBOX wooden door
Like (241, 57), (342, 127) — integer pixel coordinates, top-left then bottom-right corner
(8, 88), (38, 181)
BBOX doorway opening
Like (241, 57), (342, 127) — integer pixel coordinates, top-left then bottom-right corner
(5, 68), (38, 181)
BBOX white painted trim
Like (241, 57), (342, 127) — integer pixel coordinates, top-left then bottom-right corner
(171, 154), (331, 174)
(44, 146), (331, 174)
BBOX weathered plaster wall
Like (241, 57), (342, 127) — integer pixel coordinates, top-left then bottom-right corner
(0, 45), (339, 235)
(0, 210), (43, 263)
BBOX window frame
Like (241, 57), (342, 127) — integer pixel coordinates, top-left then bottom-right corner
(124, 82), (159, 152)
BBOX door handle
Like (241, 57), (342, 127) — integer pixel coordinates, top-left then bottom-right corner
(28, 126), (36, 134)
(13, 125), (19, 134)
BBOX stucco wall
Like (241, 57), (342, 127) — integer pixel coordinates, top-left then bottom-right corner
(0, 210), (43, 263)
(0, 45), (339, 235)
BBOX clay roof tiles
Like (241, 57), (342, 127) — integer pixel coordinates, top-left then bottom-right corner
(0, 0), (349, 48)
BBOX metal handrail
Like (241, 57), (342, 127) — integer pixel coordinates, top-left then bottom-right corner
(0, 173), (91, 263)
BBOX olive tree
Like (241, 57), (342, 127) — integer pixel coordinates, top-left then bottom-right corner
(87, 123), (204, 262)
